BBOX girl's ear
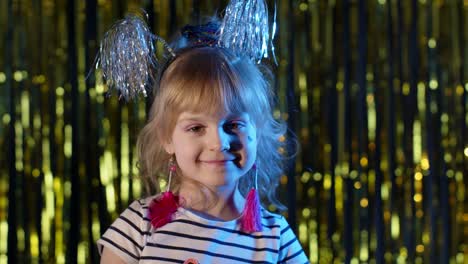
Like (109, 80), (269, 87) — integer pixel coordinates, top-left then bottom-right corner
(163, 140), (174, 154)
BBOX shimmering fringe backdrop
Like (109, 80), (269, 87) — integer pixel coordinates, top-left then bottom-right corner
(0, 0), (466, 263)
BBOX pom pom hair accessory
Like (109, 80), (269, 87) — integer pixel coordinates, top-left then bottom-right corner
(94, 13), (175, 101)
(94, 0), (277, 100)
(219, 0), (277, 64)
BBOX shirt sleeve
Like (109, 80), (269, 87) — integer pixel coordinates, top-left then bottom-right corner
(278, 217), (310, 264)
(97, 199), (151, 264)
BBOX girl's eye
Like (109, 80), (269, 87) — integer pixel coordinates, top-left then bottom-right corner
(224, 121), (244, 131)
(187, 125), (204, 133)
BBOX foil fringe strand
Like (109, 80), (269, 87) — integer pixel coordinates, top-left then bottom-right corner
(219, 0), (276, 62)
(96, 14), (158, 100)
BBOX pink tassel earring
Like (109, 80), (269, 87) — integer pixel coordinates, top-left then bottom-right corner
(148, 156), (180, 229)
(240, 164), (262, 232)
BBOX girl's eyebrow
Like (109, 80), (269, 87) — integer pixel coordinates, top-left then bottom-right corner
(178, 117), (200, 121)
(177, 115), (206, 122)
(176, 119), (203, 126)
(177, 112), (249, 122)
(227, 113), (249, 121)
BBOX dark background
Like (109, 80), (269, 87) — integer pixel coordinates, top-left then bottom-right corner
(0, 0), (466, 263)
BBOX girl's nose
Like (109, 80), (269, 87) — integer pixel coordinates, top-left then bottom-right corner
(209, 127), (230, 151)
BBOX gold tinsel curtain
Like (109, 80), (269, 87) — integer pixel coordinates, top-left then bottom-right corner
(0, 0), (466, 263)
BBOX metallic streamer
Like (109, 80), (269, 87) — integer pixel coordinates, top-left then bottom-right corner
(95, 15), (159, 100)
(219, 0), (274, 62)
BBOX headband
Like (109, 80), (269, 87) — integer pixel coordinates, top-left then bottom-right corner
(94, 0), (277, 101)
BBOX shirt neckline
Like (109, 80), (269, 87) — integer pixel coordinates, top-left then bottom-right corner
(177, 207), (242, 227)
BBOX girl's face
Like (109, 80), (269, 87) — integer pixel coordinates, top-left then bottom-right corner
(164, 110), (257, 189)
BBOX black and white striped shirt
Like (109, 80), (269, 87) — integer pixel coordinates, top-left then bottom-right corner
(97, 197), (309, 263)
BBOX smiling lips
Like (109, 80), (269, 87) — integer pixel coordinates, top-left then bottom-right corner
(199, 159), (234, 165)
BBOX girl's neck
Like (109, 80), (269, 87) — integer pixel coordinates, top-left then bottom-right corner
(178, 182), (245, 221)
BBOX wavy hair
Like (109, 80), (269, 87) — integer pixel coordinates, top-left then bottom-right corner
(136, 46), (292, 211)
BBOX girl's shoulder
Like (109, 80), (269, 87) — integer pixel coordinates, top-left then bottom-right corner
(260, 208), (282, 219)
(260, 208), (290, 229)
(97, 196), (157, 263)
(123, 196), (153, 216)
(112, 194), (172, 235)
(133, 195), (155, 209)
(114, 196), (155, 231)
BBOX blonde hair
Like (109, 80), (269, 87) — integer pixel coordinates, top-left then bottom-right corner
(137, 46), (289, 210)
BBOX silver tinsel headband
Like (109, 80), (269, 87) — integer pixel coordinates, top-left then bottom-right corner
(95, 0), (276, 100)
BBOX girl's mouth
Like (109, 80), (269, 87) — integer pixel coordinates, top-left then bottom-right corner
(200, 160), (232, 164)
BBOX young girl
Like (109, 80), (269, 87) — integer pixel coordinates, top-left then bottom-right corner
(96, 4), (309, 264)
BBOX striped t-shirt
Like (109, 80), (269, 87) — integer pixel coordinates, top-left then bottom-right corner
(97, 197), (309, 263)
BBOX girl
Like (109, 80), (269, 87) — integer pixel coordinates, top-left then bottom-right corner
(96, 4), (309, 264)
